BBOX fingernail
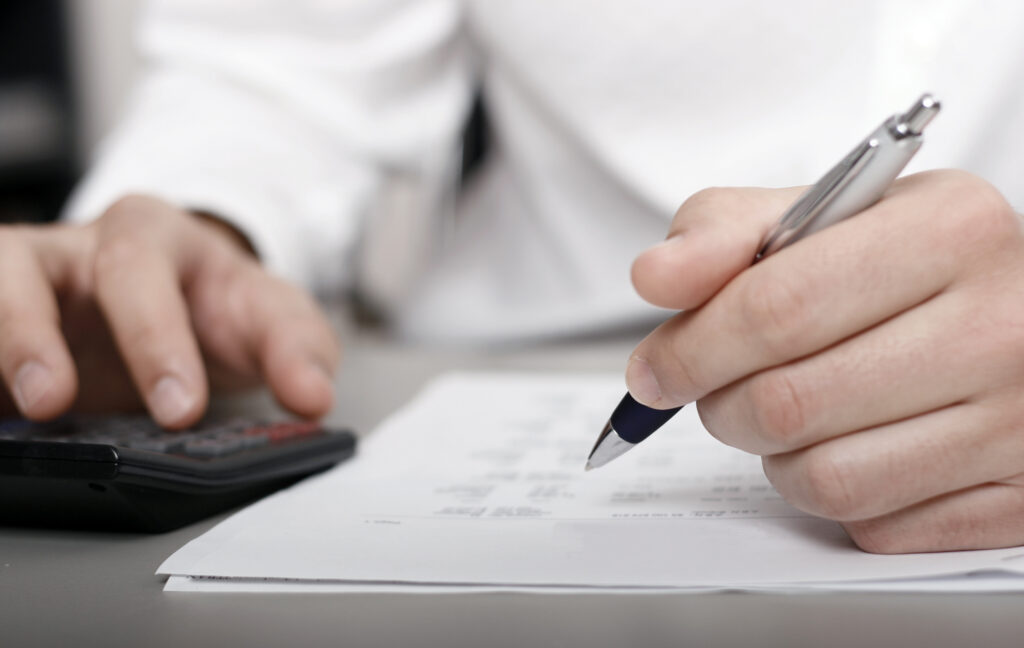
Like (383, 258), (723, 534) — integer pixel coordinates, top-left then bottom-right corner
(13, 361), (53, 412)
(148, 375), (194, 424)
(626, 356), (662, 406)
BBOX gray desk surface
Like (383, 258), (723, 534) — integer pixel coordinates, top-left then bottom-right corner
(4, 317), (1024, 648)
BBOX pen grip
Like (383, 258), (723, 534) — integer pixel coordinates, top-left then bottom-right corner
(610, 394), (683, 444)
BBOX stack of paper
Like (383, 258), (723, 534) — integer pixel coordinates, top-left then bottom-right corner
(160, 373), (1024, 593)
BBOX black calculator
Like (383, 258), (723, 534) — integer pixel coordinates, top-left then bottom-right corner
(0, 416), (356, 532)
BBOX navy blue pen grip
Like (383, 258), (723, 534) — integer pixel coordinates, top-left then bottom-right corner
(609, 393), (683, 444)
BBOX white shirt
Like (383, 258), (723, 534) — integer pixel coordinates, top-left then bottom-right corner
(65, 0), (1024, 343)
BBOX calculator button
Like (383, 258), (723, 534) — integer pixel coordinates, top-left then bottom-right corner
(258, 422), (320, 444)
(78, 435), (123, 447)
(238, 434), (270, 450)
(121, 428), (164, 440)
(36, 435), (80, 444)
(218, 418), (255, 434)
(125, 437), (186, 453)
(0, 420), (33, 440)
(183, 436), (245, 458)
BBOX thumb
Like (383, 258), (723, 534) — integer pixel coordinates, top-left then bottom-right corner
(631, 186), (807, 310)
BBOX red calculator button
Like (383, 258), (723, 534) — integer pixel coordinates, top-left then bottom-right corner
(254, 422), (320, 444)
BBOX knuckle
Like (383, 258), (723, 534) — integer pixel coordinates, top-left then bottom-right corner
(935, 171), (1018, 247)
(976, 198), (1021, 250)
(92, 233), (148, 283)
(799, 448), (862, 521)
(100, 194), (186, 237)
(842, 520), (905, 554)
(746, 370), (809, 450)
(737, 273), (810, 355)
(680, 186), (733, 213)
(697, 390), (757, 451)
(101, 194), (155, 225)
(956, 288), (1024, 371)
(665, 335), (711, 398)
(190, 289), (237, 336)
(671, 184), (745, 227)
(667, 185), (757, 236)
(672, 187), (736, 229)
(191, 267), (254, 343)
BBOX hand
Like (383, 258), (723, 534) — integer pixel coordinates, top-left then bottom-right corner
(628, 170), (1024, 553)
(0, 195), (339, 427)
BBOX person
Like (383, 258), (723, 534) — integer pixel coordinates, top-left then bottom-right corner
(3, 0), (1024, 553)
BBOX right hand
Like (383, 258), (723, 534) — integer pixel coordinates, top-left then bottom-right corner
(0, 194), (340, 428)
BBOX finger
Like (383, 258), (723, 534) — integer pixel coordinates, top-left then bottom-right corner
(841, 483), (1024, 554)
(631, 186), (803, 310)
(628, 171), (1008, 408)
(188, 262), (339, 419)
(247, 276), (339, 418)
(0, 230), (77, 418)
(760, 397), (1024, 522)
(698, 285), (1017, 454)
(167, 217), (338, 419)
(92, 211), (208, 428)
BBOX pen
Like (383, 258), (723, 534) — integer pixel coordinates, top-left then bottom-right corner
(585, 93), (942, 471)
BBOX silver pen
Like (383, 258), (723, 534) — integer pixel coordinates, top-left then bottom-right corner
(586, 93), (942, 471)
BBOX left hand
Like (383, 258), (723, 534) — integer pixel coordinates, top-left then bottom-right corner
(628, 169), (1024, 553)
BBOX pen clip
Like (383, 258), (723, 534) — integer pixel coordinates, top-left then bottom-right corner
(755, 138), (878, 261)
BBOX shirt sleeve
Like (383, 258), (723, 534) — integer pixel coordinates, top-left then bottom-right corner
(63, 0), (472, 294)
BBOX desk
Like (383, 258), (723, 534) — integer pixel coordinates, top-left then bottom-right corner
(3, 316), (1024, 648)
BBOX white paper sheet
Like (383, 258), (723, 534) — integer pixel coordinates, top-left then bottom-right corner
(164, 572), (1024, 594)
(159, 372), (1024, 592)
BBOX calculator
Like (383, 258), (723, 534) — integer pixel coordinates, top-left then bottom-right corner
(0, 416), (356, 532)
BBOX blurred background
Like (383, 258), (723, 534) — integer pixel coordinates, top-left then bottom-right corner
(1, 0), (140, 223)
(0, 0), (488, 228)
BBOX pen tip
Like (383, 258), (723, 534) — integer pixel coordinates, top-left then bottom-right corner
(584, 461), (594, 472)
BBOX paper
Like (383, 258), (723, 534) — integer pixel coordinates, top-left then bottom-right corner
(159, 372), (1024, 592)
(163, 572), (1024, 594)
